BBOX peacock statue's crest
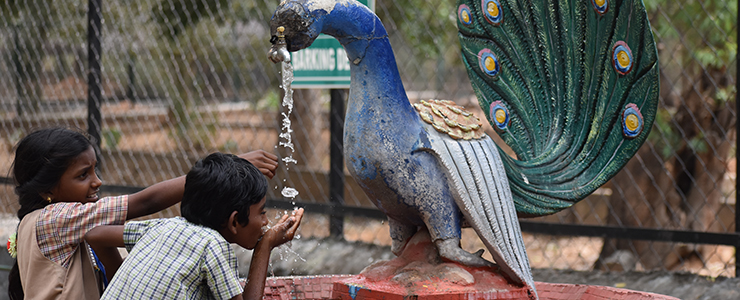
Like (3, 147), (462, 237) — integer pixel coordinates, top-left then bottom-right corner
(269, 0), (658, 298)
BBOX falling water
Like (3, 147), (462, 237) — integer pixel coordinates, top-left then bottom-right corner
(279, 60), (299, 200)
(269, 47), (305, 273)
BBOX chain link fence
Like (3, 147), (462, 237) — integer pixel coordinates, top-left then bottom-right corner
(0, 0), (736, 279)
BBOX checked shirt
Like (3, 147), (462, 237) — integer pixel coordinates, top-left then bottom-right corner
(101, 217), (243, 300)
(36, 195), (128, 268)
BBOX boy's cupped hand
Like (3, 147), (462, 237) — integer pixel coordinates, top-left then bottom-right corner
(263, 208), (305, 249)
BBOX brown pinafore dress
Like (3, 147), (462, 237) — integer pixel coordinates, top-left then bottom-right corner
(16, 209), (103, 299)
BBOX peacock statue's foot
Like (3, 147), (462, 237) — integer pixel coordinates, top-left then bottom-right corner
(435, 238), (495, 268)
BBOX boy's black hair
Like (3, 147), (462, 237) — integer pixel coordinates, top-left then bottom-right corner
(181, 152), (268, 230)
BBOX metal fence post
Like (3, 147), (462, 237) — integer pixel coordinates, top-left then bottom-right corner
(329, 89), (346, 238)
(735, 0), (739, 277)
(87, 0), (102, 155)
(12, 24), (23, 117)
(126, 51), (136, 105)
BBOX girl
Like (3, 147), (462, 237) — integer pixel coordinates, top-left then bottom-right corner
(6, 127), (278, 300)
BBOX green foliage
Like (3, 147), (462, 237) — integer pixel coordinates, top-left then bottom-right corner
(688, 134), (708, 154)
(649, 109), (680, 159)
(644, 0), (736, 161)
(152, 0), (230, 39)
(649, 109), (710, 160)
(376, 0), (457, 59)
(169, 108), (218, 150)
(134, 0), (281, 103)
(0, 0), (87, 114)
(714, 86), (735, 106)
(0, 0), (44, 20)
(220, 139), (239, 152)
(140, 0), (283, 147)
(376, 0), (461, 89)
(647, 0), (736, 74)
(257, 90), (280, 111)
(230, 0), (277, 23)
(103, 128), (123, 150)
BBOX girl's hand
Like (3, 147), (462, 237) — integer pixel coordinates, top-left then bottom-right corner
(239, 150), (279, 179)
(262, 208), (304, 249)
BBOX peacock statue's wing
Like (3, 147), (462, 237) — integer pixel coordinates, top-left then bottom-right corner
(414, 100), (535, 292)
(456, 0), (659, 216)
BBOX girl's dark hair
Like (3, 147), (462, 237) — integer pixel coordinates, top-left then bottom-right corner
(181, 152), (267, 230)
(8, 127), (95, 300)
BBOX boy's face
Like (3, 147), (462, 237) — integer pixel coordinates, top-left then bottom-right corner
(235, 197), (269, 250)
(48, 146), (102, 204)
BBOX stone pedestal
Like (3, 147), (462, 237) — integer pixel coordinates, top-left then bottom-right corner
(263, 230), (678, 300)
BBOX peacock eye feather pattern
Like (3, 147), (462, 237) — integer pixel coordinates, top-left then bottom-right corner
(482, 0), (504, 25)
(490, 101), (510, 131)
(456, 0), (659, 216)
(612, 41), (634, 75)
(458, 5), (473, 27)
(622, 103), (644, 138)
(592, 0), (609, 15)
(478, 48), (501, 78)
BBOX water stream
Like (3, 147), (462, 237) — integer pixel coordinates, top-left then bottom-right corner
(264, 49), (305, 276)
(278, 60), (299, 200)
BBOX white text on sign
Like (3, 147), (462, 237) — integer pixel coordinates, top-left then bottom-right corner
(291, 48), (350, 71)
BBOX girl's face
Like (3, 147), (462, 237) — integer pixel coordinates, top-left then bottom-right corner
(48, 146), (102, 204)
(234, 197), (269, 250)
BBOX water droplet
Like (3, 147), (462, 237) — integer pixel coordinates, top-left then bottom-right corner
(281, 187), (299, 199)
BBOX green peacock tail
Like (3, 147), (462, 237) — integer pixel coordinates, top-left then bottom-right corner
(456, 0), (659, 217)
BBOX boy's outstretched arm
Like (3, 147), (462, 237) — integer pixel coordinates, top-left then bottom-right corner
(126, 150), (278, 220)
(85, 225), (125, 282)
(242, 208), (304, 300)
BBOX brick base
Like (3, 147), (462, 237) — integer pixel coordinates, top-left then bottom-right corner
(263, 275), (680, 300)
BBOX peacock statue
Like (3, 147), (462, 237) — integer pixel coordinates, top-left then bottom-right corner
(269, 0), (658, 297)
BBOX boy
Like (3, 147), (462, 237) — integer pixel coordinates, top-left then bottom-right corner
(85, 152), (304, 300)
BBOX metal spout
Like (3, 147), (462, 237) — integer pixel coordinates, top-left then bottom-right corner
(268, 26), (291, 63)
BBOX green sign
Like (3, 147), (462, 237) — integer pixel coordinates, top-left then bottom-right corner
(291, 0), (374, 89)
